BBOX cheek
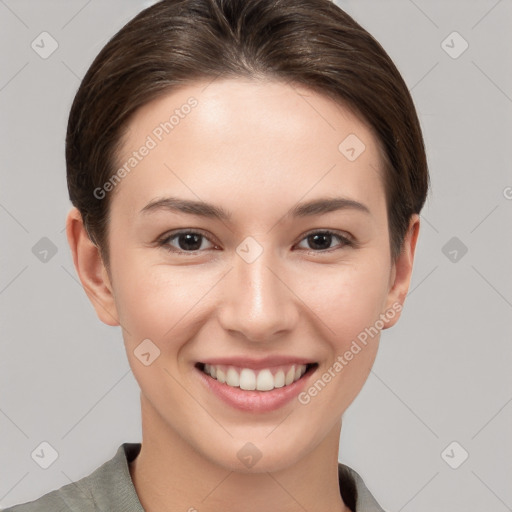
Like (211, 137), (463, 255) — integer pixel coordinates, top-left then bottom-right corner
(111, 254), (213, 347)
(297, 267), (387, 412)
(304, 259), (390, 345)
(111, 234), (391, 342)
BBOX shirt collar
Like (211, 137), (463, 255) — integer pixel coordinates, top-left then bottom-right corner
(86, 443), (384, 512)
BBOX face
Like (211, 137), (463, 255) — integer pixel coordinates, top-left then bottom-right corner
(70, 78), (418, 473)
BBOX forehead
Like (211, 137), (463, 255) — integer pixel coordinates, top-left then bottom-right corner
(112, 78), (386, 222)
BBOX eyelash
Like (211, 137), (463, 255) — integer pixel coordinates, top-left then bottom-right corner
(156, 229), (357, 255)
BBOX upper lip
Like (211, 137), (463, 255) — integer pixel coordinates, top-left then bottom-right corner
(198, 356), (316, 370)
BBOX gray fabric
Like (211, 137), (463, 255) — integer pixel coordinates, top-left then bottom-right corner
(345, 466), (386, 512)
(3, 443), (385, 511)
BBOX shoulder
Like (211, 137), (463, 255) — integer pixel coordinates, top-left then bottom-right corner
(1, 479), (97, 512)
(338, 462), (388, 512)
(2, 443), (142, 512)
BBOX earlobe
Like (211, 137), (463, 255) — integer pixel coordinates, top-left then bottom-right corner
(65, 207), (120, 326)
(381, 214), (420, 330)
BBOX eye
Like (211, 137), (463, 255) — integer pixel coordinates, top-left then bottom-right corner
(157, 229), (356, 255)
(295, 230), (355, 253)
(158, 230), (217, 254)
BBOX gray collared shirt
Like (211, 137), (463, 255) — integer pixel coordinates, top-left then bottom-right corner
(3, 443), (386, 512)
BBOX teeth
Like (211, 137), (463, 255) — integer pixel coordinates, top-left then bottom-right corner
(226, 367), (240, 387)
(216, 367), (226, 383)
(274, 370), (285, 388)
(240, 368), (256, 390)
(285, 366), (295, 386)
(256, 369), (274, 391)
(202, 363), (309, 391)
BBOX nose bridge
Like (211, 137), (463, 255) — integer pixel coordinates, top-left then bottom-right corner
(218, 241), (297, 341)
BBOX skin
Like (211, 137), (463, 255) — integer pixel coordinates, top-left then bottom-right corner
(66, 78), (419, 512)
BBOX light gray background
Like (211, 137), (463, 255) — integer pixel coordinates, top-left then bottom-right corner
(1, 0), (511, 510)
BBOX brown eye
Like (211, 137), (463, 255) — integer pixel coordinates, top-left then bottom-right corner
(159, 230), (216, 253)
(296, 230), (354, 252)
(157, 229), (355, 256)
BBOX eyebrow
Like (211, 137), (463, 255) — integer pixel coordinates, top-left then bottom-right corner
(139, 196), (371, 220)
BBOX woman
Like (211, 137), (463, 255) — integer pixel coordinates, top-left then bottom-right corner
(5, 0), (429, 510)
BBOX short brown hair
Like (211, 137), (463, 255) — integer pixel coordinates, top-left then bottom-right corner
(66, 0), (430, 272)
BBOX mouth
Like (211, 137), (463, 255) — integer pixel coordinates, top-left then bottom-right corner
(195, 361), (318, 392)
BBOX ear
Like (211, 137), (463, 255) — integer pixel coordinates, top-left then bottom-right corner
(381, 214), (420, 329)
(65, 207), (120, 326)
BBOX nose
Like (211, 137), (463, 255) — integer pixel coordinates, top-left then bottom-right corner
(217, 247), (299, 343)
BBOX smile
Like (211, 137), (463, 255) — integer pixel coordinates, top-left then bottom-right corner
(196, 362), (318, 392)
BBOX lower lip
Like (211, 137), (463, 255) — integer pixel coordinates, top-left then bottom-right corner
(195, 365), (317, 413)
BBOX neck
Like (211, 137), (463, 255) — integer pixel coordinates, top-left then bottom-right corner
(129, 394), (349, 512)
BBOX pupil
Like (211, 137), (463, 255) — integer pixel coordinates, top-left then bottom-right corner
(309, 233), (331, 250)
(176, 233), (333, 251)
(179, 233), (202, 251)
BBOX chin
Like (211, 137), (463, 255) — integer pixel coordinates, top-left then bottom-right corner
(200, 432), (315, 475)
